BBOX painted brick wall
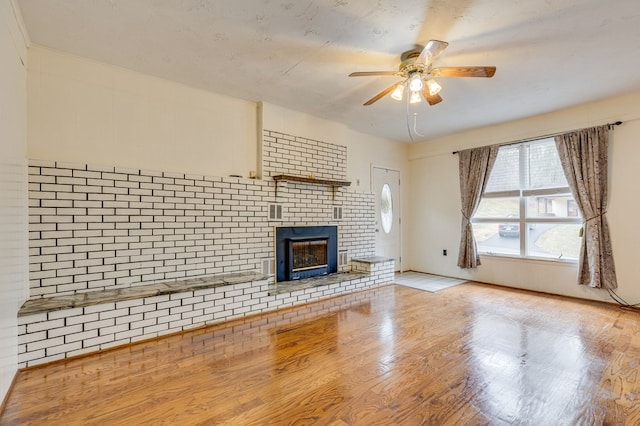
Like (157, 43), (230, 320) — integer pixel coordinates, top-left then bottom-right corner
(262, 131), (347, 180)
(260, 129), (375, 264)
(28, 131), (375, 298)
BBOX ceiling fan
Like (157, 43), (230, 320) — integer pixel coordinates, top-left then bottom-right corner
(349, 40), (496, 106)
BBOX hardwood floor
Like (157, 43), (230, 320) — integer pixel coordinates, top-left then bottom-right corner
(3, 282), (640, 425)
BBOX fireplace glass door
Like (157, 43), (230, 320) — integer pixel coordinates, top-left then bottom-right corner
(291, 239), (328, 272)
(286, 237), (330, 280)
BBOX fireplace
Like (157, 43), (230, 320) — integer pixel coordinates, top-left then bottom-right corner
(275, 226), (338, 282)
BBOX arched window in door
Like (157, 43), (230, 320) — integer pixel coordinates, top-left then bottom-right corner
(380, 183), (393, 234)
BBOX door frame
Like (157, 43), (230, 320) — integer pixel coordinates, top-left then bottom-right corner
(371, 165), (403, 273)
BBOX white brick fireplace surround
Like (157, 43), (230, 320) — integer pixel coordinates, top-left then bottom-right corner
(19, 131), (394, 367)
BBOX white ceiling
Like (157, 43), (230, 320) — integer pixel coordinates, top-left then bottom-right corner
(16, 0), (640, 143)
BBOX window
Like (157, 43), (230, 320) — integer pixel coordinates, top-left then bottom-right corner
(380, 183), (393, 234)
(472, 138), (582, 260)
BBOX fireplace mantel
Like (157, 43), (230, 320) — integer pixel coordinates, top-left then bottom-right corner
(272, 174), (351, 187)
(272, 174), (350, 200)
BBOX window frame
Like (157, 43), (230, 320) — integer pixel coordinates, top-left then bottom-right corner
(471, 139), (582, 261)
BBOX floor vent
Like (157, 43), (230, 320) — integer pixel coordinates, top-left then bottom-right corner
(338, 251), (348, 267)
(268, 204), (283, 221)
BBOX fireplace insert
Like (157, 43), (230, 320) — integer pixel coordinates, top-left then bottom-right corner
(275, 226), (338, 282)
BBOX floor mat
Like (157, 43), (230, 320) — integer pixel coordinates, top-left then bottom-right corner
(394, 271), (467, 292)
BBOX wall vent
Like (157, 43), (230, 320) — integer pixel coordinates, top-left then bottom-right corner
(261, 258), (275, 275)
(333, 206), (343, 221)
(268, 203), (283, 221)
(338, 251), (348, 267)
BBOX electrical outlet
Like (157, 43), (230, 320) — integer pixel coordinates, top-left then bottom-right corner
(443, 249), (447, 256)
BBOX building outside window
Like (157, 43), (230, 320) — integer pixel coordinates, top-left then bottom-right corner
(567, 199), (579, 217)
(471, 138), (582, 260)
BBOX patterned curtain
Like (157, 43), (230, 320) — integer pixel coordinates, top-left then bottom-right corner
(555, 125), (617, 289)
(457, 145), (498, 269)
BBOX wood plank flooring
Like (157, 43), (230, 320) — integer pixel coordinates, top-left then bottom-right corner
(2, 282), (640, 425)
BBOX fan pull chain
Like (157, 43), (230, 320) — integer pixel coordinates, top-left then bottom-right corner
(405, 94), (416, 143)
(413, 113), (424, 137)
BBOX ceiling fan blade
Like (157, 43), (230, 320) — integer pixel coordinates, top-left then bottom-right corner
(431, 66), (496, 78)
(416, 40), (449, 66)
(363, 82), (402, 106)
(349, 71), (398, 77)
(422, 89), (443, 106)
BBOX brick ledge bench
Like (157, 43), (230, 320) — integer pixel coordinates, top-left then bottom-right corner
(351, 256), (394, 268)
(18, 259), (394, 368)
(19, 272), (267, 317)
(18, 272), (269, 368)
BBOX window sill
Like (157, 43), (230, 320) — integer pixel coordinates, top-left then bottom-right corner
(479, 252), (578, 266)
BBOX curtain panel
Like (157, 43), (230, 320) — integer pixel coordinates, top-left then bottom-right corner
(457, 146), (498, 269)
(555, 125), (617, 289)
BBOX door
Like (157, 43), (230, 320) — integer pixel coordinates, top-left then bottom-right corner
(372, 167), (401, 272)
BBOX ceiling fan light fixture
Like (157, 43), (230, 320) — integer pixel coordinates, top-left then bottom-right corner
(409, 91), (422, 104)
(348, 39), (496, 107)
(391, 83), (405, 101)
(426, 79), (442, 96)
(408, 74), (423, 92)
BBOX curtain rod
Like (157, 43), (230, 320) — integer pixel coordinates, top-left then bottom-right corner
(451, 121), (623, 155)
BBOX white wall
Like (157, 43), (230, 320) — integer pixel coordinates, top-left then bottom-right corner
(0, 0), (28, 405)
(408, 91), (640, 303)
(27, 45), (258, 178)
